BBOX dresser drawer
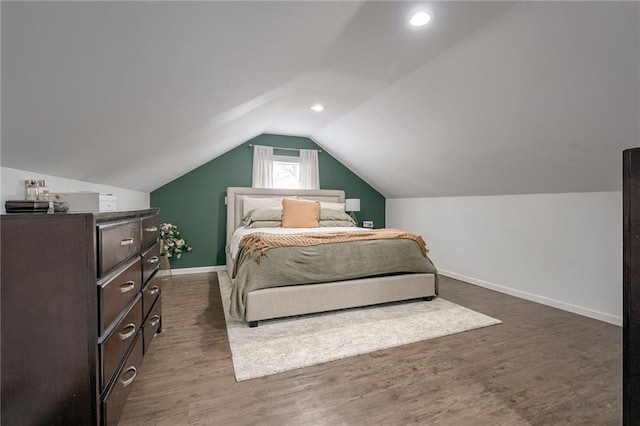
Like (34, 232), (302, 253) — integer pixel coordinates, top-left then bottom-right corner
(141, 214), (160, 251)
(141, 242), (160, 285)
(143, 296), (162, 354)
(98, 219), (141, 277)
(142, 272), (161, 319)
(102, 332), (144, 426)
(100, 295), (142, 391)
(98, 257), (142, 334)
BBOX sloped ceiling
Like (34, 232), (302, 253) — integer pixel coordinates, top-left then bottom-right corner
(2, 1), (638, 197)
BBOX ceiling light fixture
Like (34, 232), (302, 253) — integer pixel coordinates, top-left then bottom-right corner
(310, 104), (324, 112)
(409, 11), (432, 27)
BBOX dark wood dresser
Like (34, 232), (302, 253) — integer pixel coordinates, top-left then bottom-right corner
(1, 208), (163, 425)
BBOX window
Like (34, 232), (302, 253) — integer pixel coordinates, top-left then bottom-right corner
(251, 144), (319, 190)
(273, 155), (300, 189)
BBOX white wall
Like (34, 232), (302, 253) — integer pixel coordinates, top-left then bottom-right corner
(387, 191), (622, 325)
(1, 166), (150, 213)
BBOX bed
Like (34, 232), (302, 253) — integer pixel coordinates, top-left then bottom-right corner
(225, 187), (438, 327)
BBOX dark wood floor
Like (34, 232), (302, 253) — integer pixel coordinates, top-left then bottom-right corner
(119, 272), (621, 425)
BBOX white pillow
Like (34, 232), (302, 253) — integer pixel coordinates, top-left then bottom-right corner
(320, 201), (346, 212)
(243, 196), (283, 214)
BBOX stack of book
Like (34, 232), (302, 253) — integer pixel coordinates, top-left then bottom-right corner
(5, 200), (50, 213)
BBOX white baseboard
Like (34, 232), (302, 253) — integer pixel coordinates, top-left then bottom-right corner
(163, 265), (226, 276)
(439, 269), (622, 326)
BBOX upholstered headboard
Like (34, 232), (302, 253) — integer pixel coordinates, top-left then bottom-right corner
(225, 187), (345, 248)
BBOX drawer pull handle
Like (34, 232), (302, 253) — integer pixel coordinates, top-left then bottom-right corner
(144, 226), (158, 232)
(148, 286), (160, 295)
(150, 315), (161, 327)
(148, 256), (159, 264)
(121, 366), (137, 388)
(120, 238), (135, 246)
(119, 281), (136, 293)
(118, 323), (136, 341)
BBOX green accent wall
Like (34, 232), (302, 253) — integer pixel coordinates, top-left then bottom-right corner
(150, 134), (385, 268)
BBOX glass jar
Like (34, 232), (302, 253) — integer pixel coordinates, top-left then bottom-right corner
(25, 180), (39, 201)
(37, 180), (50, 201)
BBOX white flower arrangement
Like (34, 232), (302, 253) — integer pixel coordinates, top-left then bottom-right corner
(160, 222), (193, 259)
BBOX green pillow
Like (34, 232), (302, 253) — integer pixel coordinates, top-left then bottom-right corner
(319, 208), (355, 223)
(319, 220), (356, 227)
(243, 207), (282, 226)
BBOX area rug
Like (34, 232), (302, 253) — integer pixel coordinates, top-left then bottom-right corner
(218, 271), (502, 381)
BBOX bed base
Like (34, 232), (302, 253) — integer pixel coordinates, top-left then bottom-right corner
(247, 291), (436, 328)
(242, 272), (437, 327)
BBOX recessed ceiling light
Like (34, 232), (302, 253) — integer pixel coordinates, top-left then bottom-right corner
(310, 104), (324, 112)
(409, 11), (432, 27)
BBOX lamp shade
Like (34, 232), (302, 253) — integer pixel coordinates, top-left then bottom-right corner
(345, 198), (360, 212)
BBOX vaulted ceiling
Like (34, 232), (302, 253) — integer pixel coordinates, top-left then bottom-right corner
(2, 1), (638, 198)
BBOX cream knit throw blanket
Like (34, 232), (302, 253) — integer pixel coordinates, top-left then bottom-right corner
(239, 228), (428, 263)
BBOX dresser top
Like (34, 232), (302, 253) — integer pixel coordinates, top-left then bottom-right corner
(2, 208), (159, 222)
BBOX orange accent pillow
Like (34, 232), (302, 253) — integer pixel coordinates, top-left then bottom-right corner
(281, 198), (320, 228)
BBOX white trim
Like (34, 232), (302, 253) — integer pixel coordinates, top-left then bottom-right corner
(439, 269), (622, 326)
(165, 265), (226, 276)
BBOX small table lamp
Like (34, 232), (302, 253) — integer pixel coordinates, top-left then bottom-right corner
(345, 198), (360, 224)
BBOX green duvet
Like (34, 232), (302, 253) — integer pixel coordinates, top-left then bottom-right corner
(230, 238), (438, 320)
